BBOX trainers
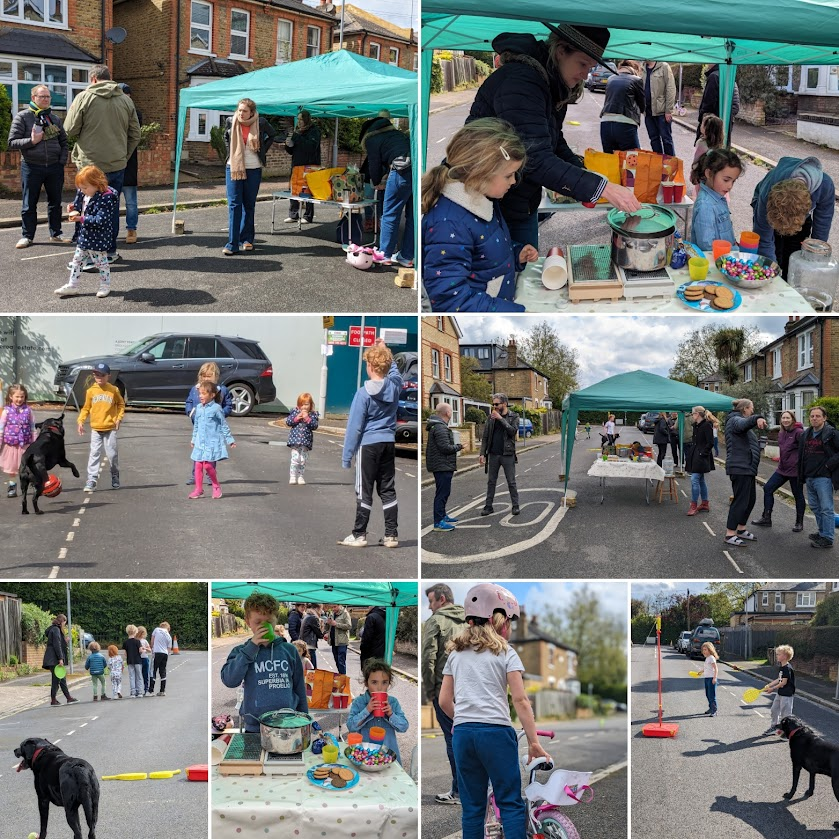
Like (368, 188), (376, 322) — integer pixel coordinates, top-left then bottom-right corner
(300, 218), (310, 224)
(511, 505), (521, 516)
(443, 514), (459, 523)
(49, 235), (71, 244)
(337, 534), (368, 548)
(811, 535), (834, 548)
(101, 695), (111, 700)
(394, 254), (414, 268)
(96, 284), (111, 298)
(435, 791), (460, 805)
(93, 695), (99, 702)
(117, 692), (122, 699)
(710, 711), (717, 717)
(158, 691), (166, 697)
(297, 476), (305, 485)
(242, 242), (254, 251)
(212, 486), (223, 499)
(222, 247), (235, 256)
(66, 697), (79, 704)
(7, 481), (17, 498)
(54, 283), (80, 297)
(289, 477), (298, 485)
(111, 472), (120, 489)
(480, 507), (493, 516)
(433, 521), (455, 532)
(284, 217), (297, 223)
(83, 480), (97, 492)
(764, 726), (778, 735)
(69, 256), (93, 270)
(106, 253), (120, 265)
(50, 699), (61, 706)
(379, 535), (399, 548)
(188, 489), (204, 499)
(15, 237), (32, 249)
(125, 230), (137, 244)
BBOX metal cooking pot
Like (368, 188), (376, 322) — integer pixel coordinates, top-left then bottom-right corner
(607, 205), (676, 273)
(257, 708), (314, 754)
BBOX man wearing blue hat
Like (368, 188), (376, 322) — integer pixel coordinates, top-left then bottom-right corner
(77, 362), (125, 491)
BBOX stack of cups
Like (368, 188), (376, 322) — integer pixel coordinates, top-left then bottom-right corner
(739, 231), (760, 262)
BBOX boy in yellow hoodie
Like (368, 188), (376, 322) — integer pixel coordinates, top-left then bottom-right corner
(77, 362), (125, 491)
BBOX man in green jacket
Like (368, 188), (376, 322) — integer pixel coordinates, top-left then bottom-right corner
(643, 61), (675, 156)
(63, 64), (141, 264)
(422, 583), (465, 804)
(327, 604), (352, 675)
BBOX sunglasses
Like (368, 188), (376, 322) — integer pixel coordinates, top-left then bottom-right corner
(492, 403), (502, 408)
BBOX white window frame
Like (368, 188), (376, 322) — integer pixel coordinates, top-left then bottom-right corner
(229, 8), (250, 60)
(802, 389), (816, 414)
(369, 42), (381, 60)
(413, 52), (418, 72)
(775, 592), (783, 606)
(276, 19), (293, 64)
(830, 66), (839, 93)
(1, 0), (67, 29)
(306, 26), (321, 58)
(806, 66), (821, 90)
(389, 46), (399, 65)
(796, 592), (816, 608)
(797, 329), (814, 370)
(437, 396), (460, 425)
(187, 76), (233, 142)
(744, 362), (753, 383)
(772, 347), (782, 379)
(444, 354), (452, 382)
(762, 592), (769, 606)
(477, 347), (490, 360)
(190, 0), (214, 56)
(0, 56), (89, 116)
(436, 316), (443, 331)
(431, 349), (440, 379)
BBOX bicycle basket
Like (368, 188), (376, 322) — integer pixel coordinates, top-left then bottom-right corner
(525, 769), (593, 806)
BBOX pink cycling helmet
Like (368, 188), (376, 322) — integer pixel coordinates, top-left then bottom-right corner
(463, 583), (520, 621)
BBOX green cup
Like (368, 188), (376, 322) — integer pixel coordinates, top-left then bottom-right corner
(262, 622), (276, 642)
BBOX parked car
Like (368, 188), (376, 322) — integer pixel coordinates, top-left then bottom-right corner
(54, 333), (277, 417)
(397, 382), (418, 424)
(676, 631), (693, 654)
(688, 618), (721, 660)
(396, 419), (417, 444)
(518, 418), (534, 438)
(82, 631), (95, 649)
(637, 411), (662, 434)
(585, 65), (611, 92)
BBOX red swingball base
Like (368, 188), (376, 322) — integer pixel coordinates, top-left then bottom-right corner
(642, 722), (679, 738)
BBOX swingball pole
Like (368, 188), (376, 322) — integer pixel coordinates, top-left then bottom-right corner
(642, 615), (679, 738)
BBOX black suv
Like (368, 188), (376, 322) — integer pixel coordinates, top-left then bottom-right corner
(54, 333), (276, 417)
(688, 618), (721, 660)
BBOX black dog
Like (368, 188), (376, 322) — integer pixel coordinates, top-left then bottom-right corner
(15, 737), (99, 839)
(778, 715), (839, 804)
(19, 414), (79, 515)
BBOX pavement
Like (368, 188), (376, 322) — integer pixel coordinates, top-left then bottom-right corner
(420, 716), (627, 839)
(211, 632), (419, 770)
(631, 644), (839, 838)
(0, 650), (208, 839)
(1, 409), (418, 579)
(421, 425), (828, 579)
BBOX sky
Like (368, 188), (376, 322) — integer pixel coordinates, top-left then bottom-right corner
(420, 580), (628, 627)
(454, 314), (795, 388)
(304, 0), (417, 29)
(631, 581), (710, 605)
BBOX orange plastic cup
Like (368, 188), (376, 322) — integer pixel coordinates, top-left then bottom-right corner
(739, 231), (760, 251)
(369, 727), (386, 742)
(712, 240), (732, 261)
(347, 733), (363, 746)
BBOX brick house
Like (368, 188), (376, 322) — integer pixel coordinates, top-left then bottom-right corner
(697, 371), (725, 393)
(112, 0), (335, 164)
(511, 607), (578, 690)
(737, 316), (834, 425)
(322, 3), (417, 73)
(460, 338), (551, 410)
(421, 316), (463, 424)
(734, 582), (830, 627)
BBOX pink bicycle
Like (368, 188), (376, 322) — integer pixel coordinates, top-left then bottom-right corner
(484, 729), (592, 839)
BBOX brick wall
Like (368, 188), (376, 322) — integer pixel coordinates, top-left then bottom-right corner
(796, 94), (839, 115)
(421, 318), (461, 407)
(21, 642), (44, 667)
(484, 367), (542, 405)
(824, 319), (839, 395)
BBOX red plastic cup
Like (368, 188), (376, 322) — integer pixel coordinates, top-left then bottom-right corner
(712, 240), (732, 261)
(547, 246), (565, 258)
(661, 182), (675, 203)
(673, 183), (685, 203)
(582, 201), (597, 208)
(371, 692), (388, 717)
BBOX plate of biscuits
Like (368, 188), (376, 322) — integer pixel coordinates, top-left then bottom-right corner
(676, 280), (742, 312)
(307, 763), (360, 791)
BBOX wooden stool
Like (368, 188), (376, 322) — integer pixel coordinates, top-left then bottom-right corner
(656, 476), (678, 504)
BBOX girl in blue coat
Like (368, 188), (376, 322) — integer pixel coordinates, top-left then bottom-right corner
(55, 165), (118, 299)
(190, 380), (235, 500)
(285, 391), (319, 485)
(422, 119), (538, 312)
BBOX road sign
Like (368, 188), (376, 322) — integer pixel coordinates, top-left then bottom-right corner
(322, 316), (335, 329)
(327, 330), (348, 345)
(380, 328), (408, 345)
(349, 325), (377, 347)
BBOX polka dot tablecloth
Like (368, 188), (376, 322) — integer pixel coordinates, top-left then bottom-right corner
(212, 758), (418, 839)
(514, 258), (817, 313)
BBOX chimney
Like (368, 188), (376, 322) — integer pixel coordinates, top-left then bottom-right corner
(507, 337), (517, 368)
(513, 605), (527, 640)
(785, 315), (801, 334)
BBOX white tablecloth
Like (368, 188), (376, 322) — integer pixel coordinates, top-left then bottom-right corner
(212, 754), (418, 839)
(587, 459), (665, 481)
(515, 258), (816, 313)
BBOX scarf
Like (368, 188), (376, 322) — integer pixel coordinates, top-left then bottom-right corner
(28, 103), (60, 140)
(229, 110), (260, 180)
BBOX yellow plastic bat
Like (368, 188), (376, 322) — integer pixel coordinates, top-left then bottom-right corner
(102, 773), (148, 781)
(149, 770), (182, 779)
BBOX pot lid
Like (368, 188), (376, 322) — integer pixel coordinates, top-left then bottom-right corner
(607, 204), (676, 235)
(259, 710), (313, 728)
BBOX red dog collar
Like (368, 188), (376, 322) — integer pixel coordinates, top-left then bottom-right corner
(788, 727), (802, 740)
(17, 746), (44, 771)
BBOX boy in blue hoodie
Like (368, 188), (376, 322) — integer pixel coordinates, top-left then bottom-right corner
(339, 338), (403, 549)
(220, 592), (308, 732)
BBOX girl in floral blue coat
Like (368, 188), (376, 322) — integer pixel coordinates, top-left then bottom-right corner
(55, 165), (118, 299)
(422, 119), (538, 312)
(285, 391), (319, 486)
(190, 380), (235, 500)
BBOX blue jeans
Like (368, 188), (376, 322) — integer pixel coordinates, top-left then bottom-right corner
(379, 168), (414, 261)
(309, 648), (317, 669)
(20, 159), (65, 240)
(644, 113), (675, 156)
(105, 168), (125, 256)
(331, 645), (347, 675)
(690, 472), (708, 503)
(600, 121), (639, 153)
(505, 212), (539, 250)
(453, 723), (525, 839)
(433, 697), (458, 795)
(225, 166), (262, 251)
(433, 470), (453, 524)
(704, 678), (717, 713)
(763, 470), (806, 520)
(141, 656), (150, 692)
(713, 438), (719, 457)
(806, 476), (835, 541)
(122, 185), (138, 230)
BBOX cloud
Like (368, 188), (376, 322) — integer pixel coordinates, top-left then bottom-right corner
(631, 581), (710, 602)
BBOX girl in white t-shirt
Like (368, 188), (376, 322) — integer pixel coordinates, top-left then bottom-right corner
(702, 641), (719, 717)
(604, 414), (617, 446)
(439, 583), (550, 839)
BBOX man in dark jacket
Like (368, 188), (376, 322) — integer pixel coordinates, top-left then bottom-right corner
(479, 393), (520, 517)
(42, 613), (78, 705)
(360, 605), (386, 669)
(653, 413), (671, 467)
(8, 84), (69, 249)
(287, 603), (305, 641)
(798, 406), (839, 548)
(426, 403), (463, 531)
(283, 110), (321, 223)
(600, 61), (645, 153)
(468, 27), (639, 247)
(697, 64), (740, 145)
(724, 399), (767, 546)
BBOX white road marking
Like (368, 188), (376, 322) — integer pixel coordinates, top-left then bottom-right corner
(436, 136), (447, 143)
(703, 522), (716, 537)
(722, 550), (743, 574)
(48, 566), (60, 579)
(680, 489), (687, 498)
(78, 507), (85, 514)
(81, 723), (88, 727)
(568, 736), (579, 741)
(584, 733), (594, 738)
(66, 730), (75, 736)
(72, 518), (81, 527)
(405, 473), (415, 478)
(66, 532), (74, 542)
(53, 739), (61, 744)
(58, 548), (67, 559)
(83, 497), (90, 504)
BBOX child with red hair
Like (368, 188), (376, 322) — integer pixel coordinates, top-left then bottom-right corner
(285, 391), (319, 485)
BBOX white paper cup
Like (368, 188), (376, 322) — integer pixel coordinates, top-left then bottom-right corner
(542, 254), (568, 289)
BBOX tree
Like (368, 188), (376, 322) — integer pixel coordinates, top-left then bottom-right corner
(459, 355), (492, 403)
(0, 84), (11, 151)
(669, 323), (762, 385)
(707, 582), (765, 612)
(721, 376), (774, 419)
(518, 321), (580, 407)
(812, 592), (839, 626)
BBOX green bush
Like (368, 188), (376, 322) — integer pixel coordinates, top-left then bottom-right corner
(21, 602), (53, 645)
(0, 85), (12, 151)
(8, 654), (18, 666)
(430, 58), (444, 94)
(421, 406), (432, 422)
(465, 406), (488, 424)
(137, 121), (161, 151)
(474, 60), (492, 78)
(396, 607), (418, 644)
(15, 663), (36, 676)
(808, 396), (839, 429)
(209, 125), (226, 161)
(576, 694), (597, 710)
